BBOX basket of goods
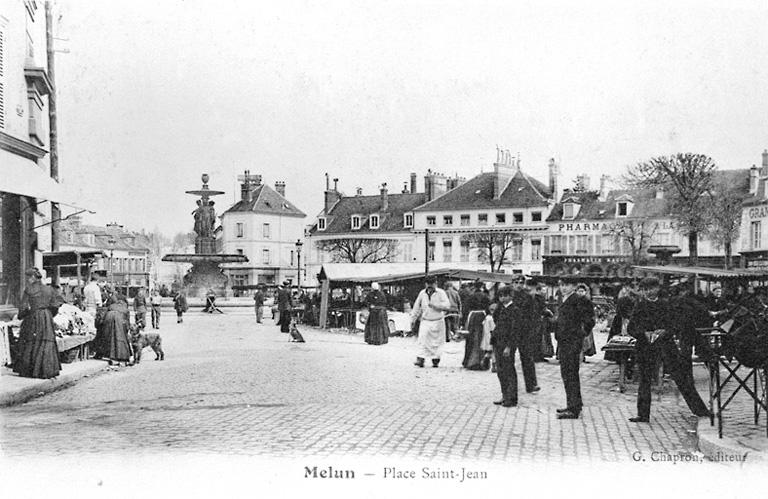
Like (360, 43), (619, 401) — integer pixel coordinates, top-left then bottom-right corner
(53, 304), (96, 337)
(601, 335), (636, 351)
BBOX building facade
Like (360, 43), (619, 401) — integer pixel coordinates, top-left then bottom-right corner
(305, 174), (429, 286)
(0, 0), (67, 311)
(220, 171), (306, 291)
(412, 155), (558, 275)
(57, 217), (151, 296)
(739, 150), (768, 270)
(543, 169), (750, 276)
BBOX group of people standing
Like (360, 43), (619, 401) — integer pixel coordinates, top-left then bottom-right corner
(407, 274), (713, 423)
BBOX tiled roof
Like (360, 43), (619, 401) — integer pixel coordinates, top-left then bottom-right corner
(547, 168), (750, 221)
(58, 221), (151, 252)
(310, 192), (428, 235)
(413, 170), (552, 212)
(223, 185), (306, 217)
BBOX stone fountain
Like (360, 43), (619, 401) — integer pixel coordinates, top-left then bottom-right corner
(162, 173), (248, 297)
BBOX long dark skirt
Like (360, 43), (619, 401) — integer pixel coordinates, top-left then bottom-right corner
(364, 307), (389, 345)
(98, 310), (132, 362)
(13, 309), (61, 379)
(463, 311), (486, 370)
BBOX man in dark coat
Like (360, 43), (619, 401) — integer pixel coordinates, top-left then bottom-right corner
(628, 277), (710, 423)
(253, 286), (265, 323)
(277, 281), (292, 333)
(491, 286), (524, 407)
(554, 280), (595, 419)
(511, 276), (539, 391)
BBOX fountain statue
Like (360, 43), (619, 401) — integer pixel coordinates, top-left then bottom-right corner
(162, 173), (248, 297)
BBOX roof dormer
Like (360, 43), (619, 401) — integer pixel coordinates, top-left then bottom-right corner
(615, 194), (634, 218)
(369, 213), (380, 230)
(561, 195), (581, 220)
(317, 217), (327, 231)
(351, 214), (361, 230)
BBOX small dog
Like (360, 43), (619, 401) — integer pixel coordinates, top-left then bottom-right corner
(289, 321), (305, 343)
(130, 324), (165, 362)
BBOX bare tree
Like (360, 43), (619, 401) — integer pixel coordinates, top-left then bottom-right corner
(625, 153), (716, 265)
(461, 231), (520, 272)
(607, 220), (657, 265)
(315, 238), (399, 263)
(704, 180), (745, 269)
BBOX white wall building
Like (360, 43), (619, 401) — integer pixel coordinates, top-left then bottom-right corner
(220, 172), (306, 292)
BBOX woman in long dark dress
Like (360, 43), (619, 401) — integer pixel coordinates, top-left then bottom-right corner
(364, 283), (389, 345)
(98, 289), (132, 365)
(14, 268), (62, 379)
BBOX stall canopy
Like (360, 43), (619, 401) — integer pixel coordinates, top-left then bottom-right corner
(318, 263), (542, 285)
(43, 250), (106, 268)
(632, 265), (768, 279)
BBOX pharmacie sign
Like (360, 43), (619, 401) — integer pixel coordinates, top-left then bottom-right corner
(554, 220), (675, 232)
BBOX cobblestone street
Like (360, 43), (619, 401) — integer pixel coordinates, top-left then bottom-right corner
(1, 311), (706, 464)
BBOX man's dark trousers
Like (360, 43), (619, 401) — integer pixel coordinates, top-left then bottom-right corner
(636, 338), (709, 419)
(279, 311), (291, 333)
(519, 329), (538, 389)
(559, 339), (583, 414)
(494, 343), (519, 405)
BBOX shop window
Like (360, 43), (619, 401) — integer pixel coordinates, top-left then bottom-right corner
(531, 239), (541, 261)
(751, 221), (761, 250)
(460, 240), (470, 262)
(443, 240), (452, 262)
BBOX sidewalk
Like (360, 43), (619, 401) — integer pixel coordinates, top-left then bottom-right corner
(0, 359), (109, 407)
(693, 362), (768, 464)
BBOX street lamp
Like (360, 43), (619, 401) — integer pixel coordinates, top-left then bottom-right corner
(106, 222), (123, 285)
(295, 239), (303, 288)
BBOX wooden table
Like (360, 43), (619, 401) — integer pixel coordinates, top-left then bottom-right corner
(56, 334), (96, 363)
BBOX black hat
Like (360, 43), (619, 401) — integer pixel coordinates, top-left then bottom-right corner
(425, 275), (437, 285)
(25, 267), (42, 278)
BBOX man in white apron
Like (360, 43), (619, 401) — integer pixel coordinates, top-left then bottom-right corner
(411, 275), (451, 367)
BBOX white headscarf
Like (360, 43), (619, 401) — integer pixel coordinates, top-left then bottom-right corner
(371, 282), (380, 290)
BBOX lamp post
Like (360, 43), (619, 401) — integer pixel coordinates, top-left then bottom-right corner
(295, 239), (303, 288)
(106, 222), (123, 285)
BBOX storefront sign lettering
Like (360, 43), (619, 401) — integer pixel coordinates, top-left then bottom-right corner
(748, 206), (768, 219)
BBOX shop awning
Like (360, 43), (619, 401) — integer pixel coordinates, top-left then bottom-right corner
(632, 265), (768, 279)
(43, 250), (106, 268)
(317, 263), (525, 285)
(0, 150), (92, 210)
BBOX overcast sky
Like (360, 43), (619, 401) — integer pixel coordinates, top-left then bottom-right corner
(53, 0), (768, 236)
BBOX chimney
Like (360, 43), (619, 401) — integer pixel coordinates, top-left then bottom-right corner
(356, 187), (363, 196)
(275, 181), (286, 197)
(548, 158), (560, 200)
(402, 182), (409, 194)
(324, 174), (342, 213)
(750, 164), (759, 195)
(598, 175), (609, 201)
(762, 149), (768, 177)
(380, 183), (389, 211)
(424, 170), (434, 201)
(410, 172), (417, 194)
(432, 174), (447, 198)
(493, 155), (515, 200)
